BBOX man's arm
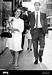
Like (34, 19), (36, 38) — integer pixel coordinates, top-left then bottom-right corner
(44, 13), (48, 38)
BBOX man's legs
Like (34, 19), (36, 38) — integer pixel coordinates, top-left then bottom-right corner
(39, 34), (45, 62)
(33, 38), (38, 64)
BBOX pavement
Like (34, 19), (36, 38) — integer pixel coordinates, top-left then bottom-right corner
(0, 49), (48, 70)
(0, 30), (52, 70)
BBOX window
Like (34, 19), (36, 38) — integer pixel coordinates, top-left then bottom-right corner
(47, 4), (52, 9)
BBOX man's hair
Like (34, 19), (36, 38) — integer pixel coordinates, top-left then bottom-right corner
(34, 2), (41, 6)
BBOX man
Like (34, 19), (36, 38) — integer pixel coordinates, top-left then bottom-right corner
(26, 11), (32, 51)
(29, 1), (48, 64)
(21, 10), (31, 49)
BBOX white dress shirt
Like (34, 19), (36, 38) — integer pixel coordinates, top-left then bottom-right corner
(34, 11), (42, 28)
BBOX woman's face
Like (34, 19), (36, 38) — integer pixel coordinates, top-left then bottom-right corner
(15, 9), (21, 18)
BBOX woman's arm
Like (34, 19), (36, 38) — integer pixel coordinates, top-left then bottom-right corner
(11, 27), (20, 33)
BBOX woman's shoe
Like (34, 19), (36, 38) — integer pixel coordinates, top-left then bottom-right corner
(12, 59), (15, 64)
(30, 49), (32, 51)
(27, 47), (29, 50)
(14, 65), (19, 70)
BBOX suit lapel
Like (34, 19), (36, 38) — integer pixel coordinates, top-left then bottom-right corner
(32, 12), (35, 27)
(40, 12), (42, 20)
(30, 12), (35, 28)
(33, 12), (35, 21)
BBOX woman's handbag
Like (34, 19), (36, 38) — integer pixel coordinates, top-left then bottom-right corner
(1, 32), (12, 38)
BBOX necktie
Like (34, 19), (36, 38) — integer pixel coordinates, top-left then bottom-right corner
(36, 12), (38, 28)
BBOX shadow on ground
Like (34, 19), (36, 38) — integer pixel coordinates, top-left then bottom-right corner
(0, 49), (48, 70)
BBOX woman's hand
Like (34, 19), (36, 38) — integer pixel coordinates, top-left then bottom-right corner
(9, 26), (12, 30)
(11, 27), (20, 33)
(26, 30), (29, 34)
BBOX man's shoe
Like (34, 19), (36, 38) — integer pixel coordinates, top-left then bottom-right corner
(34, 59), (38, 64)
(39, 56), (42, 63)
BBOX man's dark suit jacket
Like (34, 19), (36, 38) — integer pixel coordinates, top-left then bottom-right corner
(28, 12), (48, 36)
(21, 14), (31, 34)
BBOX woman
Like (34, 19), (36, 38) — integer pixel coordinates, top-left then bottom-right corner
(25, 29), (32, 51)
(6, 8), (24, 70)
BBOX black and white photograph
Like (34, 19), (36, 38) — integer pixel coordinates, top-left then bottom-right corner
(0, 0), (52, 73)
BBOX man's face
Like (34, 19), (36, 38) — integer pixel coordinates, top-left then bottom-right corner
(34, 2), (40, 11)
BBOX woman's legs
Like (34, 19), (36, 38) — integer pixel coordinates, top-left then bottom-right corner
(10, 50), (15, 64)
(29, 39), (32, 50)
(14, 51), (20, 69)
(10, 50), (20, 69)
(27, 39), (32, 50)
